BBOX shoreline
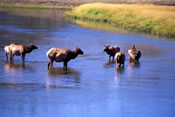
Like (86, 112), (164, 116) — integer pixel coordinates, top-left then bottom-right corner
(0, 3), (73, 10)
(65, 3), (175, 38)
(1, 3), (175, 38)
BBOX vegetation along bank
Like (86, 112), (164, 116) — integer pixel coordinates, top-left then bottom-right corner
(66, 3), (175, 38)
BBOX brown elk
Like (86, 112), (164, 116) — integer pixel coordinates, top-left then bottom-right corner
(47, 47), (84, 69)
(4, 43), (38, 62)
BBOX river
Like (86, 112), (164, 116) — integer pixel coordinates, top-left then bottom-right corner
(0, 8), (175, 117)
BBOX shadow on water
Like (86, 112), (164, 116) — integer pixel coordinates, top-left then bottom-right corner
(46, 67), (80, 88)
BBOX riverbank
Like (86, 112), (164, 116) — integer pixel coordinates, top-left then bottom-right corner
(66, 3), (175, 38)
(0, 4), (72, 10)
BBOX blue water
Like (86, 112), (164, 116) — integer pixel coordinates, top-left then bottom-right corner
(0, 8), (175, 117)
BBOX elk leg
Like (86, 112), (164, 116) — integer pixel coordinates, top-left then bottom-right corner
(112, 56), (115, 61)
(64, 61), (68, 68)
(21, 54), (25, 63)
(48, 62), (50, 69)
(5, 53), (8, 61)
(109, 56), (111, 61)
(5, 53), (9, 62)
(129, 56), (133, 62)
(10, 54), (14, 60)
(50, 60), (53, 68)
(48, 60), (53, 69)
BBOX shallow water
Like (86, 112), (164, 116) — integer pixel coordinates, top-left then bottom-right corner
(0, 8), (175, 117)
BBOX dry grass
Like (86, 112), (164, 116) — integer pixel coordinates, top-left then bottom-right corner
(66, 3), (175, 38)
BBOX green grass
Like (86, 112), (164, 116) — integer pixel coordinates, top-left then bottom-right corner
(65, 3), (175, 38)
(0, 4), (72, 10)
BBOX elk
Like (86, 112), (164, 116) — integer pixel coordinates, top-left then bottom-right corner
(47, 47), (84, 69)
(103, 45), (120, 61)
(115, 52), (125, 67)
(128, 45), (141, 62)
(4, 43), (38, 62)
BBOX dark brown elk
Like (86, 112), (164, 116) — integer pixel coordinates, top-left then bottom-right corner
(103, 45), (120, 61)
(47, 47), (84, 69)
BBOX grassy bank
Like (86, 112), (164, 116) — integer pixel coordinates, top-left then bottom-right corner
(0, 4), (72, 10)
(66, 3), (175, 38)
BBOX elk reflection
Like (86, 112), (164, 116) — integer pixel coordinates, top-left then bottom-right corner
(116, 66), (125, 74)
(128, 61), (141, 68)
(4, 60), (33, 75)
(4, 60), (25, 71)
(104, 60), (115, 68)
(114, 66), (125, 85)
(46, 67), (80, 88)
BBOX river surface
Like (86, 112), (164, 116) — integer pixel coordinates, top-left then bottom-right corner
(0, 8), (175, 117)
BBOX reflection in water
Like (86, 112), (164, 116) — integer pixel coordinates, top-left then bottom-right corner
(116, 66), (125, 74)
(115, 62), (141, 85)
(104, 60), (115, 68)
(4, 8), (65, 20)
(128, 61), (141, 68)
(114, 66), (125, 85)
(70, 19), (128, 34)
(46, 67), (80, 88)
(4, 60), (33, 76)
(4, 60), (25, 73)
(0, 8), (66, 46)
(127, 61), (141, 80)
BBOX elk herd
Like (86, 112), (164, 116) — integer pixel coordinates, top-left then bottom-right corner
(4, 43), (141, 69)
